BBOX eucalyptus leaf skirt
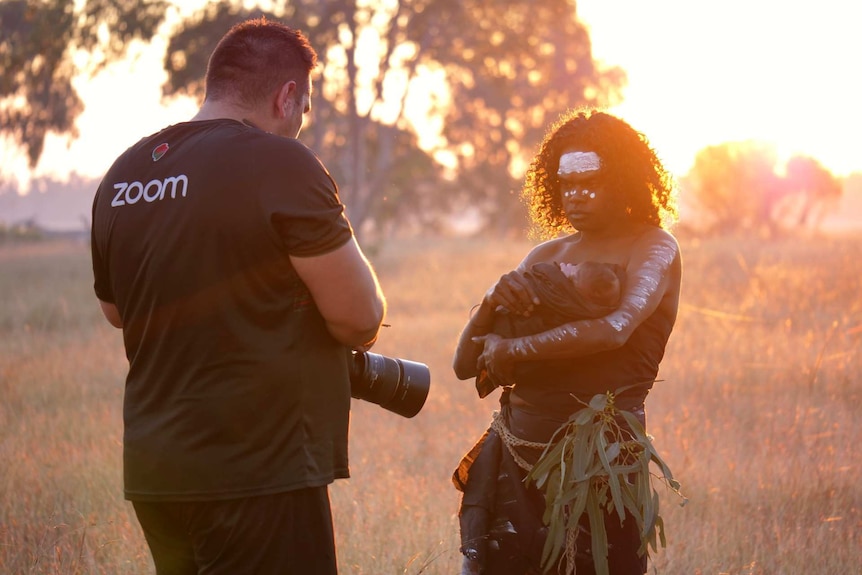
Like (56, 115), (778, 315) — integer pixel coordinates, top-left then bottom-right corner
(453, 393), (647, 575)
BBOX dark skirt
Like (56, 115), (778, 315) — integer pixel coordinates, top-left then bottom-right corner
(453, 393), (648, 575)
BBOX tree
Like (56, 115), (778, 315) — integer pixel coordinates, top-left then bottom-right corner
(3, 0), (623, 237)
(776, 155), (842, 228)
(165, 0), (623, 236)
(684, 141), (842, 235)
(401, 0), (625, 234)
(0, 0), (170, 167)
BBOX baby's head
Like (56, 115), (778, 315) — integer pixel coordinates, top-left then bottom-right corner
(559, 261), (622, 307)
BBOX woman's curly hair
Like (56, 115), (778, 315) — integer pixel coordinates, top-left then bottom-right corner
(522, 109), (678, 238)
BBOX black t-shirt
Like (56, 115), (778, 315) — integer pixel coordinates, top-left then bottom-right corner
(91, 119), (353, 501)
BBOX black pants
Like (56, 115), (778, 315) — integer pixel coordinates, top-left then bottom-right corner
(132, 486), (338, 575)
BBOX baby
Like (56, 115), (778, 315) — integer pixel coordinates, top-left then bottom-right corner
(475, 260), (624, 398)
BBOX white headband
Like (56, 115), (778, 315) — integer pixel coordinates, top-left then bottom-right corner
(558, 151), (601, 175)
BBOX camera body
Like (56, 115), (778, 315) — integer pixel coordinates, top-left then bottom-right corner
(348, 351), (430, 418)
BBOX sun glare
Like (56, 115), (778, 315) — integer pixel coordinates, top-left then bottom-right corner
(578, 0), (862, 179)
(3, 0), (861, 195)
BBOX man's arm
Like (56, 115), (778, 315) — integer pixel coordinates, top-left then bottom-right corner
(290, 237), (386, 349)
(99, 300), (123, 328)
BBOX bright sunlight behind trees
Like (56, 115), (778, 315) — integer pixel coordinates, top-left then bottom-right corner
(0, 0), (170, 166)
(684, 142), (843, 236)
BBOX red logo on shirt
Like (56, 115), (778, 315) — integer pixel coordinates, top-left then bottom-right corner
(152, 143), (170, 162)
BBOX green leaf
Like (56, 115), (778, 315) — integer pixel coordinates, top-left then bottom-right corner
(522, 393), (685, 573)
(562, 480), (590, 524)
(587, 490), (610, 575)
(644, 489), (657, 542)
(618, 409), (648, 438)
(572, 406), (596, 426)
(532, 469), (549, 490)
(596, 433), (626, 524)
(604, 441), (621, 464)
(541, 503), (566, 569)
(656, 514), (667, 548)
(589, 393), (609, 411)
(527, 439), (565, 487)
(543, 469), (561, 516)
(618, 479), (644, 533)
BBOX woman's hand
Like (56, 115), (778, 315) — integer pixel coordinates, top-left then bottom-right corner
(473, 333), (516, 386)
(485, 270), (540, 317)
(453, 267), (539, 381)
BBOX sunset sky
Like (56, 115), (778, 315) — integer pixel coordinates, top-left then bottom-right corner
(3, 0), (861, 190)
(578, 0), (862, 178)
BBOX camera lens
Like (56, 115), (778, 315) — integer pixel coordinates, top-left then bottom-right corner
(349, 352), (430, 418)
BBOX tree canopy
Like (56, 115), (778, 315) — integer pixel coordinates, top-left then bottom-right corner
(684, 141), (843, 235)
(0, 0), (170, 166)
(2, 0), (623, 236)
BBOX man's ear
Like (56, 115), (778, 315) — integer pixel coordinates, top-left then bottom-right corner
(276, 80), (297, 118)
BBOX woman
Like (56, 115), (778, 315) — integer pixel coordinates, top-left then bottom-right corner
(452, 109), (681, 575)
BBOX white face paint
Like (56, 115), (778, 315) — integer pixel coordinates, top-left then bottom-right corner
(558, 151), (601, 175)
(563, 189), (597, 199)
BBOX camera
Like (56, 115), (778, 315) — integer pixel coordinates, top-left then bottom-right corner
(348, 351), (430, 418)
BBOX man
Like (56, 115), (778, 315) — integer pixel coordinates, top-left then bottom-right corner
(90, 18), (386, 575)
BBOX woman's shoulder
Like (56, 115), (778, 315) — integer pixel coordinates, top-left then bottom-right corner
(519, 235), (579, 269)
(627, 226), (683, 280)
(633, 226), (681, 254)
(645, 225), (678, 241)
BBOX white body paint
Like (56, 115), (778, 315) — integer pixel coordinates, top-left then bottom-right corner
(509, 236), (678, 359)
(558, 151), (601, 175)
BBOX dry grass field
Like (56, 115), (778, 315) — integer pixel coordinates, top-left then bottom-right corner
(1, 233), (860, 574)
